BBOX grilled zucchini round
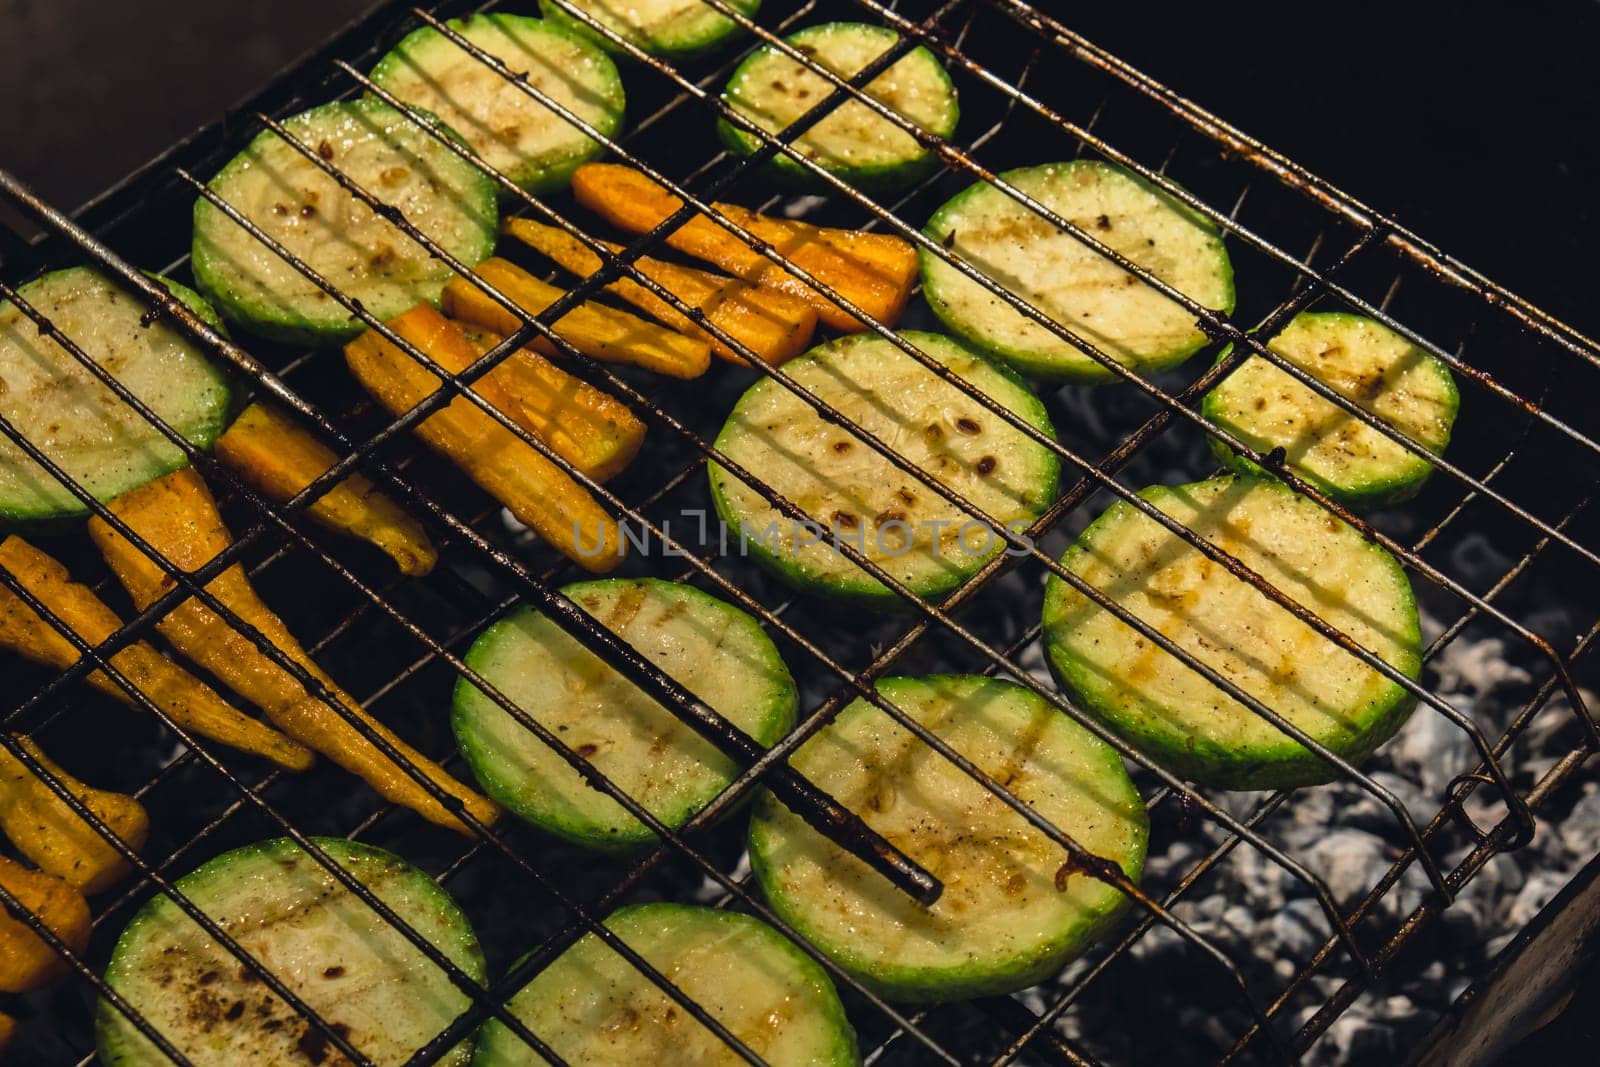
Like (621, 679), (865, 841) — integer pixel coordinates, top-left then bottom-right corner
(453, 578), (797, 850)
(708, 331), (1058, 607)
(192, 98), (498, 344)
(473, 903), (858, 1065)
(1201, 312), (1460, 508)
(539, 0), (761, 60)
(921, 160), (1235, 382)
(749, 675), (1147, 1003)
(1042, 475), (1422, 790)
(370, 14), (625, 194)
(96, 837), (485, 1066)
(0, 267), (231, 525)
(719, 22), (958, 192)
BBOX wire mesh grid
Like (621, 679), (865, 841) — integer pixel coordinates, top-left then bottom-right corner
(0, 0), (1597, 1062)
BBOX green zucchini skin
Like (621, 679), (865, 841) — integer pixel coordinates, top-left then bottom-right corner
(369, 14), (625, 195)
(718, 22), (958, 193)
(748, 675), (1147, 1003)
(0, 267), (231, 525)
(453, 578), (797, 851)
(920, 160), (1235, 383)
(191, 98), (498, 345)
(96, 837), (485, 1067)
(539, 0), (761, 60)
(708, 331), (1059, 609)
(1201, 312), (1461, 509)
(473, 903), (858, 1066)
(1042, 475), (1422, 791)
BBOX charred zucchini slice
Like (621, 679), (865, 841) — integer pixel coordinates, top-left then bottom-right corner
(748, 675), (1147, 1003)
(192, 98), (497, 343)
(1201, 312), (1459, 508)
(719, 21), (958, 192)
(921, 160), (1234, 382)
(453, 578), (797, 850)
(708, 331), (1058, 607)
(1042, 475), (1422, 790)
(370, 14), (625, 194)
(0, 267), (230, 524)
(473, 903), (857, 1065)
(539, 0), (761, 60)
(97, 837), (485, 1066)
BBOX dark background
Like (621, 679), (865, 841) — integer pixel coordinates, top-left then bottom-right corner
(1, 0), (1596, 332)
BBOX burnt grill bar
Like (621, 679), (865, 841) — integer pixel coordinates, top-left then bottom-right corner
(0, 0), (1595, 1063)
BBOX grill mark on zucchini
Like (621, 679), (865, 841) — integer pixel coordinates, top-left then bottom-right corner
(708, 331), (1058, 606)
(920, 160), (1234, 382)
(1202, 312), (1460, 507)
(748, 675), (1146, 1003)
(1042, 475), (1422, 790)
(453, 579), (797, 849)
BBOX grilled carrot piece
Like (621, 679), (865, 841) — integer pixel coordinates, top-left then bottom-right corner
(86, 468), (500, 835)
(0, 737), (148, 895)
(570, 163), (917, 331)
(0, 536), (314, 773)
(442, 258), (711, 380)
(215, 403), (438, 577)
(346, 306), (625, 572)
(503, 218), (817, 365)
(450, 322), (644, 482)
(0, 856), (90, 993)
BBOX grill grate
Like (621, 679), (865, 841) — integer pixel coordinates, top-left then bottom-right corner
(1, 0), (1598, 1063)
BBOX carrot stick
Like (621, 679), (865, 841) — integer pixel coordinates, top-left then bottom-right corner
(571, 163), (917, 331)
(88, 468), (500, 835)
(215, 403), (438, 577)
(0, 535), (315, 772)
(0, 856), (90, 992)
(443, 258), (710, 379)
(0, 737), (148, 895)
(345, 306), (626, 572)
(447, 321), (644, 483)
(503, 218), (817, 365)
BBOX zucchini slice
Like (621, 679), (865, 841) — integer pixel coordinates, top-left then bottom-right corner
(370, 14), (625, 195)
(1201, 312), (1460, 508)
(453, 578), (797, 850)
(1042, 475), (1422, 790)
(748, 675), (1147, 1003)
(921, 160), (1235, 382)
(719, 22), (958, 192)
(96, 837), (486, 1066)
(474, 903), (857, 1066)
(0, 267), (231, 524)
(191, 98), (498, 344)
(540, 0), (761, 60)
(708, 331), (1058, 607)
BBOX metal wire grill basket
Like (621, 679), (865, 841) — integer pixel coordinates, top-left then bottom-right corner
(1, 1), (1598, 1063)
